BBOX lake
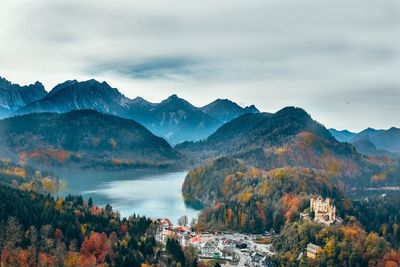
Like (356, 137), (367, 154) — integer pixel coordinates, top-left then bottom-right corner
(55, 169), (201, 224)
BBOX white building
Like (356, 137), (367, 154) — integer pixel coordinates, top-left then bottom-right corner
(310, 196), (337, 225)
(201, 242), (221, 258)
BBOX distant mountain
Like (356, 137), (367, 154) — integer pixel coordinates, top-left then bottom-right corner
(352, 127), (400, 154)
(0, 76), (47, 117)
(141, 94), (222, 144)
(329, 128), (356, 142)
(350, 138), (398, 158)
(13, 79), (230, 143)
(18, 79), (130, 116)
(126, 96), (157, 122)
(3, 77), (262, 143)
(330, 127), (400, 156)
(0, 110), (179, 169)
(200, 98), (259, 123)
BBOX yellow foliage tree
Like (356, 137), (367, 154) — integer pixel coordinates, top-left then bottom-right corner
(238, 191), (253, 203)
(42, 177), (57, 194)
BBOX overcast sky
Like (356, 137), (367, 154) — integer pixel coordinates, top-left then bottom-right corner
(0, 0), (399, 131)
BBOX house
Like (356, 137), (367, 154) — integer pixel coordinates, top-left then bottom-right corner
(310, 196), (337, 225)
(250, 252), (276, 267)
(156, 229), (175, 244)
(201, 242), (221, 258)
(306, 243), (322, 259)
(159, 218), (173, 230)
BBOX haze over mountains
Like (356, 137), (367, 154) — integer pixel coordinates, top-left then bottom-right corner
(330, 127), (400, 157)
(1, 76), (259, 144)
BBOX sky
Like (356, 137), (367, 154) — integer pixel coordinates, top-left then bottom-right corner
(0, 0), (399, 131)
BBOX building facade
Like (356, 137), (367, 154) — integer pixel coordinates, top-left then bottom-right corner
(310, 196), (336, 225)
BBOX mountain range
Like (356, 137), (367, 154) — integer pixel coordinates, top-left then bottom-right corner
(329, 127), (400, 157)
(1, 76), (259, 144)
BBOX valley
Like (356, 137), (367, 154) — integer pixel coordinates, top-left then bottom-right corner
(0, 75), (399, 266)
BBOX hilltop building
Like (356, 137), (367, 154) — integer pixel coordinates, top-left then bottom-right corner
(306, 243), (322, 259)
(310, 196), (337, 225)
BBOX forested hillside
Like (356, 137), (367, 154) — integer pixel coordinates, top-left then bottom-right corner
(0, 185), (158, 266)
(0, 110), (179, 169)
(181, 107), (400, 265)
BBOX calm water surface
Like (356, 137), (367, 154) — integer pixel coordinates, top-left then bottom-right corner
(56, 169), (200, 224)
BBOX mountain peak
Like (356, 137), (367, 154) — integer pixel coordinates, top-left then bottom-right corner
(274, 106), (311, 121)
(18, 78), (130, 115)
(166, 94), (180, 100)
(131, 96), (150, 104)
(0, 76), (47, 115)
(162, 94), (189, 105)
(243, 104), (260, 113)
(201, 98), (259, 123)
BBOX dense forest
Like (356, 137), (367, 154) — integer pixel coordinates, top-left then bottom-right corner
(0, 110), (179, 170)
(183, 158), (400, 266)
(0, 184), (158, 266)
(274, 220), (400, 266)
(181, 107), (400, 266)
(184, 158), (344, 233)
(0, 160), (198, 267)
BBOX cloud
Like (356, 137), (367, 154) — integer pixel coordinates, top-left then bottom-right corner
(0, 0), (399, 131)
(89, 57), (200, 81)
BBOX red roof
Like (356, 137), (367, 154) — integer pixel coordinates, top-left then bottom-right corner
(190, 235), (202, 243)
(159, 218), (173, 226)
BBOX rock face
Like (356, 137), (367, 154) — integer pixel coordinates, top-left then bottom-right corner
(0, 76), (47, 117)
(18, 79), (130, 115)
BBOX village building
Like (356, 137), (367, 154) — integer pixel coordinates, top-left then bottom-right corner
(310, 196), (337, 225)
(158, 218), (173, 230)
(201, 242), (222, 258)
(156, 229), (175, 244)
(250, 252), (276, 267)
(306, 243), (322, 259)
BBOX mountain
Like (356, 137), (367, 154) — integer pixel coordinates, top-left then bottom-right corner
(15, 79), (229, 143)
(350, 138), (398, 158)
(200, 98), (259, 123)
(4, 76), (263, 143)
(0, 110), (179, 169)
(0, 76), (47, 117)
(140, 94), (222, 144)
(352, 127), (400, 154)
(329, 128), (356, 142)
(177, 107), (350, 162)
(330, 127), (400, 156)
(180, 107), (400, 233)
(18, 79), (130, 116)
